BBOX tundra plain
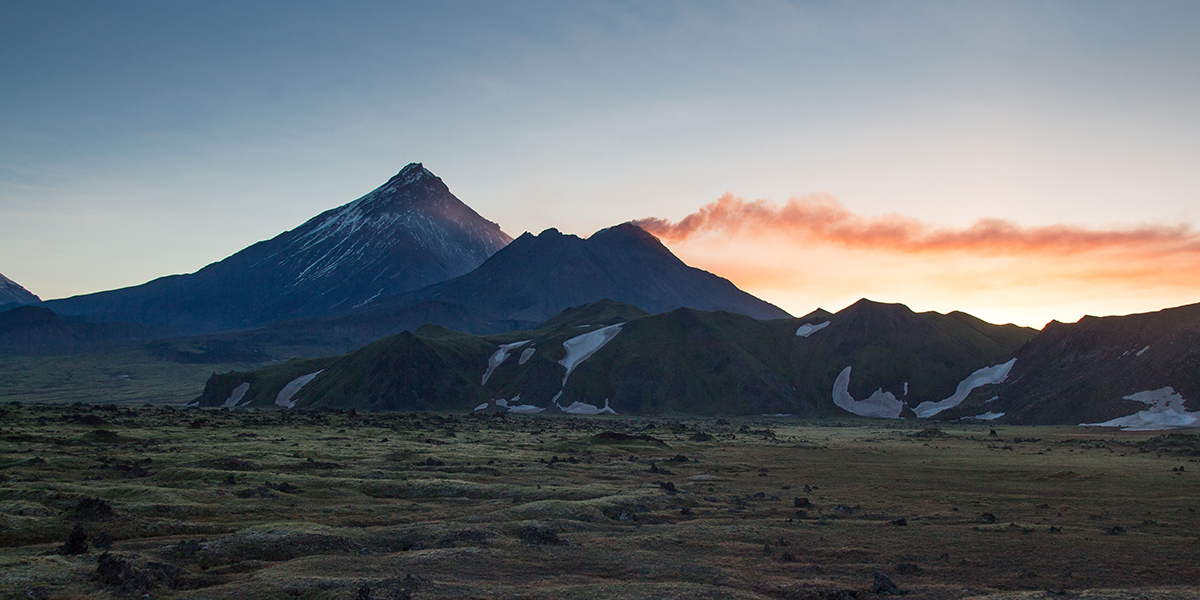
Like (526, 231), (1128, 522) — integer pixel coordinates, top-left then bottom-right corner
(1, 404), (1198, 600)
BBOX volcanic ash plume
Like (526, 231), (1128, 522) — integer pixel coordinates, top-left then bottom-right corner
(633, 193), (1200, 257)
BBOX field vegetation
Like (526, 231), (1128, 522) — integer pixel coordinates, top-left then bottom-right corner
(2, 404), (1198, 599)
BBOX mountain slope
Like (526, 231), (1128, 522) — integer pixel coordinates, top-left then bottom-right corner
(937, 302), (1200, 427)
(195, 298), (1033, 417)
(358, 223), (790, 329)
(44, 163), (511, 334)
(784, 299), (1035, 418)
(0, 272), (39, 310)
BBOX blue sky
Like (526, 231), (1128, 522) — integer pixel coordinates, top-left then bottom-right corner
(3, 1), (1199, 326)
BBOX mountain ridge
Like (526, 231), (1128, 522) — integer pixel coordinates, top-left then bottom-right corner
(44, 164), (511, 334)
(0, 272), (40, 310)
(352, 222), (791, 329)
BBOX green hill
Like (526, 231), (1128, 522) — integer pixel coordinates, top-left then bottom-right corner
(195, 298), (1035, 418)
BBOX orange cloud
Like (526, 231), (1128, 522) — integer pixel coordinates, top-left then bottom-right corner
(634, 193), (1200, 327)
(633, 193), (1200, 257)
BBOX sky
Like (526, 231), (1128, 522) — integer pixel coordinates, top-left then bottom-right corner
(2, 1), (1199, 327)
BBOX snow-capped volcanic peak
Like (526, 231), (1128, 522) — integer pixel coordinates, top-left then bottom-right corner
(0, 272), (40, 306)
(43, 162), (512, 333)
(276, 163), (512, 289)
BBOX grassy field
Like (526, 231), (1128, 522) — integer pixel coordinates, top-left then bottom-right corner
(0, 348), (255, 407)
(1, 404), (1198, 599)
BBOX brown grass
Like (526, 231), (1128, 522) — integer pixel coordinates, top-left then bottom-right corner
(1, 404), (1197, 599)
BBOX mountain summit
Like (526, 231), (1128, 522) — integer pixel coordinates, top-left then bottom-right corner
(46, 164), (511, 333)
(0, 272), (40, 309)
(362, 222), (791, 329)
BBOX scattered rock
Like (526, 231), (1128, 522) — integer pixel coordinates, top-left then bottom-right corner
(95, 553), (154, 595)
(912, 426), (947, 438)
(979, 512), (997, 524)
(895, 562), (921, 574)
(520, 525), (561, 545)
(589, 431), (668, 446)
(872, 572), (901, 595)
(71, 497), (114, 521)
(890, 517), (907, 526)
(59, 523), (88, 555)
(794, 497), (812, 508)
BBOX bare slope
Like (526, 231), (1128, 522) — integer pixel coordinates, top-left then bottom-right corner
(939, 301), (1200, 427)
(44, 164), (511, 335)
(357, 223), (791, 329)
(0, 272), (39, 310)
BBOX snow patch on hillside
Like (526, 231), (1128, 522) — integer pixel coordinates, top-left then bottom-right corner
(1136, 345), (1150, 356)
(222, 383), (250, 408)
(1080, 387), (1200, 431)
(275, 371), (323, 408)
(795, 321), (830, 337)
(559, 324), (623, 386)
(519, 346), (536, 365)
(558, 399), (617, 415)
(972, 411), (1006, 421)
(507, 402), (545, 414)
(493, 395), (545, 413)
(482, 340), (530, 385)
(913, 359), (1016, 418)
(832, 366), (904, 419)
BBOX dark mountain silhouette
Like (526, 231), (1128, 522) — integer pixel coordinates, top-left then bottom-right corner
(195, 298), (1033, 417)
(938, 302), (1200, 427)
(351, 223), (790, 332)
(44, 163), (511, 335)
(0, 272), (39, 311)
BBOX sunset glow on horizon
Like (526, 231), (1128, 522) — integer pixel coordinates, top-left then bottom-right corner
(640, 193), (1200, 328)
(3, 2), (1199, 327)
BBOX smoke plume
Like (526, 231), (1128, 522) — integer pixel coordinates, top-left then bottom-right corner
(633, 193), (1200, 257)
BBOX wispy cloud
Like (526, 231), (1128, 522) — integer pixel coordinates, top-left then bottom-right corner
(634, 193), (1200, 257)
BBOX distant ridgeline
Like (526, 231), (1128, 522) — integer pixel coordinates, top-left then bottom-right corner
(194, 298), (1037, 419)
(26, 164), (789, 346)
(194, 296), (1200, 429)
(10, 162), (1199, 429)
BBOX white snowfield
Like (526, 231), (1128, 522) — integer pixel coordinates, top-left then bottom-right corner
(506, 403), (545, 414)
(519, 346), (536, 365)
(913, 359), (1016, 418)
(275, 371), (323, 409)
(832, 366), (904, 419)
(221, 382), (250, 408)
(1080, 387), (1200, 431)
(491, 395), (545, 414)
(559, 323), (623, 386)
(558, 399), (617, 415)
(481, 340), (530, 385)
(972, 411), (1006, 421)
(795, 321), (830, 338)
(1136, 345), (1151, 356)
(473, 402), (489, 412)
